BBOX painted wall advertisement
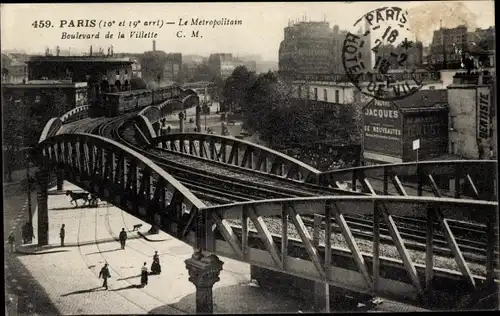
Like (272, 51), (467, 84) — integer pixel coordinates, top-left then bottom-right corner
(402, 111), (448, 161)
(363, 99), (402, 157)
(476, 86), (491, 142)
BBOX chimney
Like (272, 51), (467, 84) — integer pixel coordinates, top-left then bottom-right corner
(153, 40), (156, 52)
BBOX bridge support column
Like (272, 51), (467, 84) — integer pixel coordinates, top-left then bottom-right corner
(56, 169), (64, 191)
(179, 112), (185, 133)
(313, 282), (329, 312)
(195, 105), (201, 132)
(36, 169), (50, 246)
(155, 123), (161, 138)
(185, 252), (224, 314)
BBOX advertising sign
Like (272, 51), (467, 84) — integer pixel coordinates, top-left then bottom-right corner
(403, 112), (448, 161)
(412, 139), (420, 150)
(363, 99), (402, 157)
(477, 86), (491, 142)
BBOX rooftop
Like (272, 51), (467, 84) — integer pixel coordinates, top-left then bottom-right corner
(393, 90), (448, 111)
(364, 90), (448, 113)
(2, 80), (87, 88)
(27, 56), (133, 64)
(182, 81), (216, 89)
(451, 70), (495, 85)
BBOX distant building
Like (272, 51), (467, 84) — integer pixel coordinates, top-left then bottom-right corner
(362, 90), (449, 165)
(183, 54), (205, 65)
(279, 21), (371, 77)
(163, 53), (182, 81)
(374, 41), (424, 70)
(429, 25), (468, 69)
(208, 53), (251, 79)
(2, 80), (88, 110)
(241, 60), (257, 72)
(447, 70), (496, 159)
(129, 57), (142, 78)
(468, 27), (495, 52)
(256, 60), (279, 74)
(289, 71), (442, 107)
(26, 55), (133, 92)
(141, 50), (168, 83)
(1, 54), (27, 83)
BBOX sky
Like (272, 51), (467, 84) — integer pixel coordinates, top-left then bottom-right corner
(1, 1), (495, 61)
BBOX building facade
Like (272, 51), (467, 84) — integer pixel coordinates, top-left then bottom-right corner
(279, 21), (370, 77)
(2, 81), (88, 147)
(447, 71), (496, 159)
(1, 54), (27, 83)
(2, 80), (88, 110)
(163, 53), (182, 81)
(375, 41), (424, 70)
(129, 57), (142, 78)
(429, 25), (468, 69)
(362, 90), (449, 165)
(290, 71), (442, 107)
(26, 56), (133, 92)
(208, 53), (243, 79)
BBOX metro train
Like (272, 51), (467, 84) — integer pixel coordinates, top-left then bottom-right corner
(90, 84), (193, 117)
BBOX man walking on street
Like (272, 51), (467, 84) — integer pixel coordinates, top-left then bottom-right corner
(8, 232), (15, 253)
(60, 224), (65, 247)
(119, 228), (127, 250)
(99, 263), (111, 290)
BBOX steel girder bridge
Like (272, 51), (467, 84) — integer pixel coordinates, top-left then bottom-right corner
(33, 107), (499, 313)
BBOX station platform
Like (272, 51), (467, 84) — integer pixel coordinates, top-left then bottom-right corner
(15, 182), (315, 314)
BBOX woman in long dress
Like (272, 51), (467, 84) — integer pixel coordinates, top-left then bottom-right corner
(151, 251), (162, 275)
(140, 262), (148, 287)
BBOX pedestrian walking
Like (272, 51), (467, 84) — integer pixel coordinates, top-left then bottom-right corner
(150, 251), (162, 275)
(99, 263), (111, 290)
(119, 228), (127, 250)
(22, 223), (28, 244)
(8, 232), (15, 253)
(26, 224), (34, 244)
(140, 262), (148, 287)
(60, 224), (65, 247)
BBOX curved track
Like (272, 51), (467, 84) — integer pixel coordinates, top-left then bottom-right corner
(96, 116), (497, 270)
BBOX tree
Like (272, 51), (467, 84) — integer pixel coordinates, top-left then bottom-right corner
(243, 71), (315, 147)
(3, 98), (29, 181)
(223, 66), (256, 112)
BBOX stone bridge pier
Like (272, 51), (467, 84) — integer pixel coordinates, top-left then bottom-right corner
(35, 168), (50, 246)
(195, 105), (201, 132)
(154, 122), (163, 137)
(56, 169), (64, 191)
(185, 251), (224, 314)
(179, 111), (185, 133)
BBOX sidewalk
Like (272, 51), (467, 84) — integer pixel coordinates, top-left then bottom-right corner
(15, 181), (314, 314)
(3, 166), (38, 187)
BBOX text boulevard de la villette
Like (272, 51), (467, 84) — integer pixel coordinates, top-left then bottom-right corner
(61, 31), (158, 39)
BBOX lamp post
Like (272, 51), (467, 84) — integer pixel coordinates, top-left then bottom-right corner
(204, 101), (208, 131)
(26, 150), (33, 226)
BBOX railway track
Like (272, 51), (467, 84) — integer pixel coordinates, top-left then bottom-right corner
(86, 115), (498, 276)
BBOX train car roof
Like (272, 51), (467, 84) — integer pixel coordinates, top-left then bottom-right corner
(151, 84), (180, 90)
(104, 89), (151, 96)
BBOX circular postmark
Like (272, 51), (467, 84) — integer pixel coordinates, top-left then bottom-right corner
(342, 7), (435, 101)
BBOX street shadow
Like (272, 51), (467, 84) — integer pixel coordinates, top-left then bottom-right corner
(50, 205), (94, 211)
(85, 248), (122, 256)
(110, 284), (141, 291)
(116, 274), (141, 281)
(61, 286), (105, 297)
(148, 283), (313, 314)
(17, 249), (71, 256)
